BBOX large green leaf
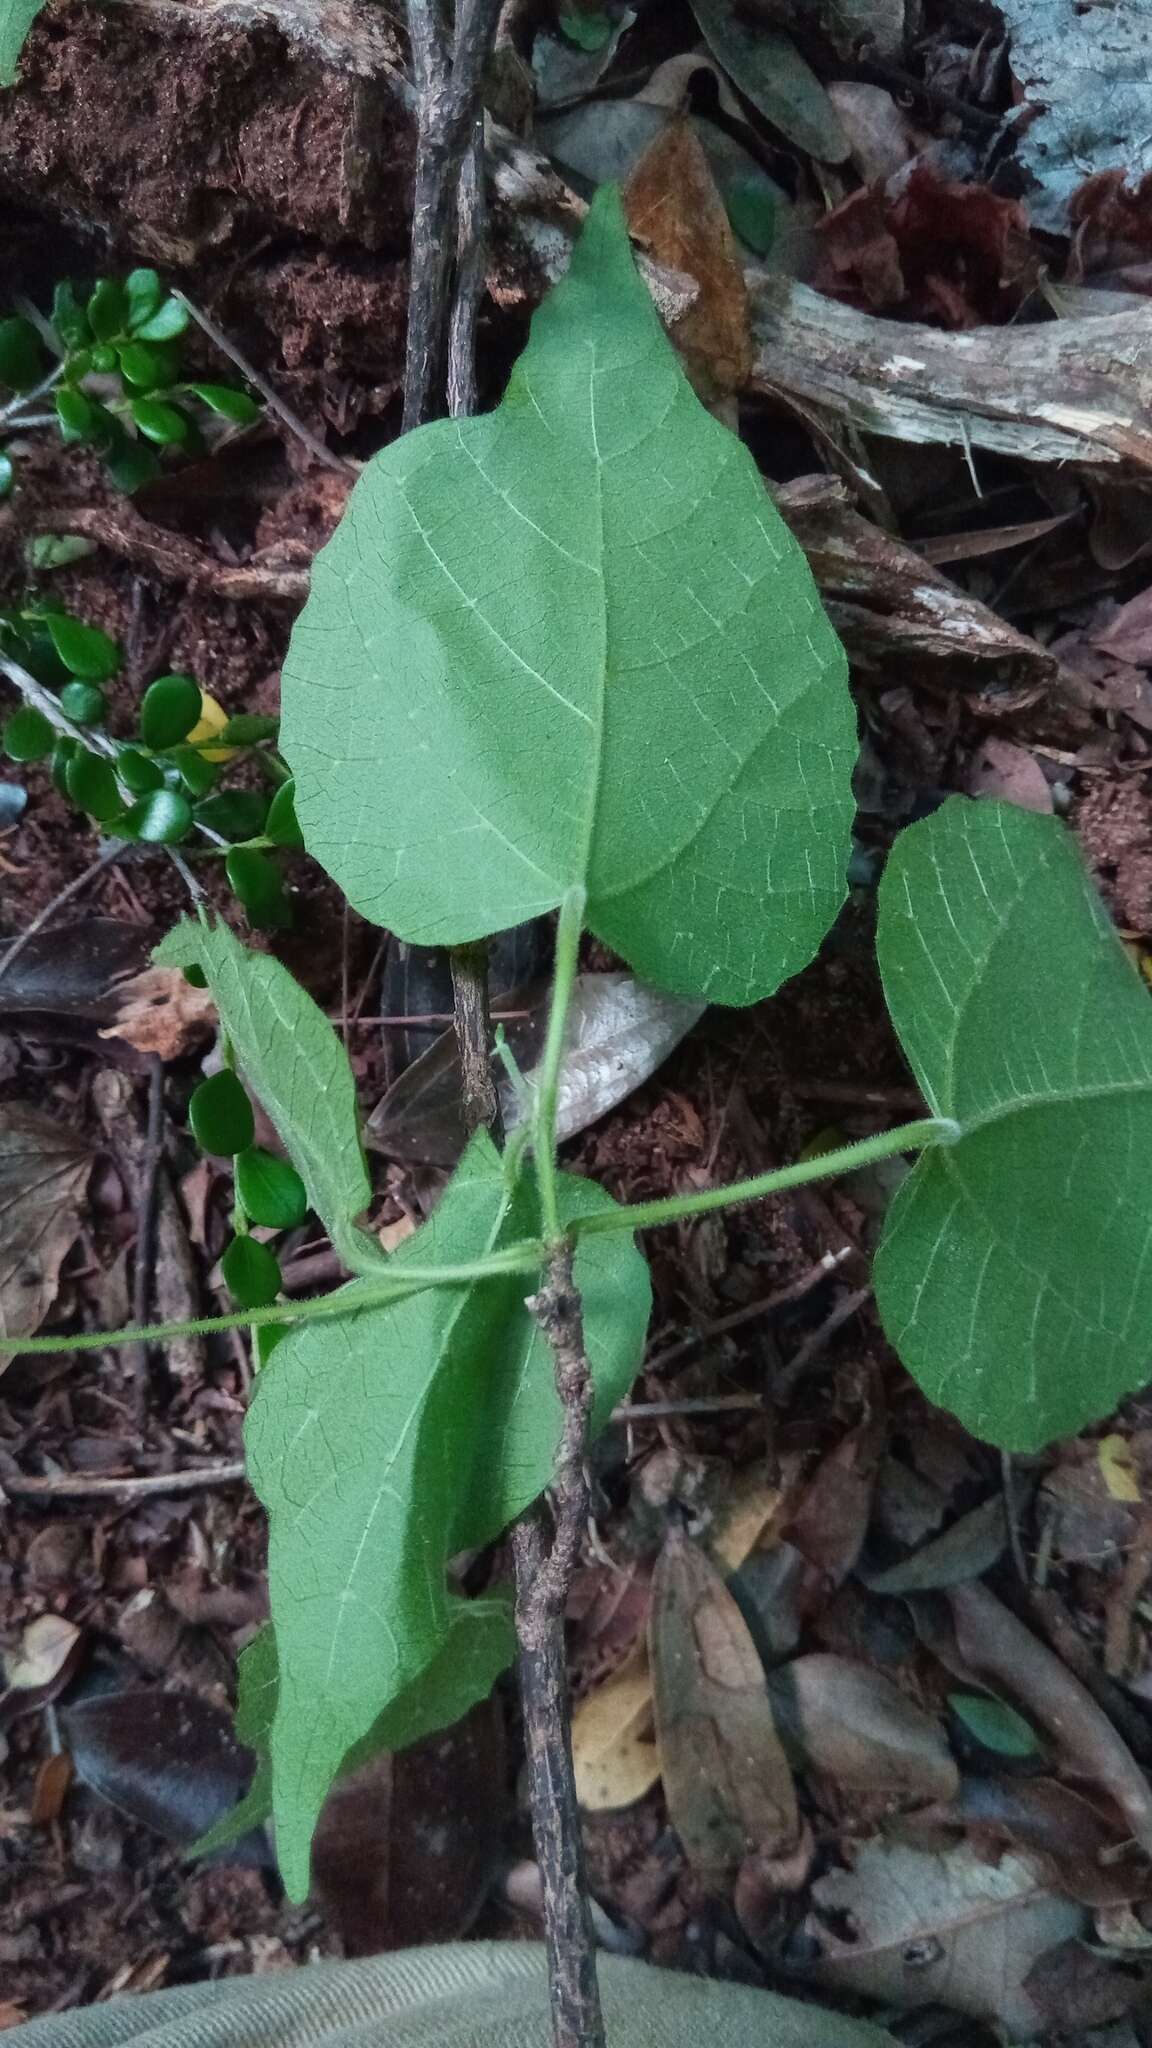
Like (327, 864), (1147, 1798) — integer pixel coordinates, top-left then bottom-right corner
(280, 186), (855, 1007)
(875, 797), (1152, 1452)
(0, 0), (41, 84)
(155, 918), (375, 1272)
(248, 1132), (650, 1896)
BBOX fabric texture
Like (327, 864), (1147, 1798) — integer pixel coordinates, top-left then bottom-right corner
(15, 1944), (894, 2048)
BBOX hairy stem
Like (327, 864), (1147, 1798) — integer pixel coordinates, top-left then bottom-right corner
(5, 1244), (545, 1356)
(569, 1117), (953, 1237)
(513, 1244), (605, 2048)
(533, 886), (586, 1242)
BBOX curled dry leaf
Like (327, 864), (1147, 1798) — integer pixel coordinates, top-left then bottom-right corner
(623, 118), (751, 399)
(101, 965), (217, 1060)
(958, 1777), (1151, 1910)
(862, 1493), (1007, 1595)
(0, 1103), (92, 1369)
(803, 1837), (1085, 2036)
(3, 1613), (81, 1693)
(767, 1653), (959, 1808)
(649, 1526), (801, 1891)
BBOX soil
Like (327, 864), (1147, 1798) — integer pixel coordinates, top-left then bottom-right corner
(3, 0), (1152, 2036)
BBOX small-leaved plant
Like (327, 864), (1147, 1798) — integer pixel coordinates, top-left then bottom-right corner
(0, 603), (301, 921)
(0, 267), (259, 497)
(16, 189), (1152, 1898)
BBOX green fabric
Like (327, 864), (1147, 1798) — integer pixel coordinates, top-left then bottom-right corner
(15, 1944), (894, 2048)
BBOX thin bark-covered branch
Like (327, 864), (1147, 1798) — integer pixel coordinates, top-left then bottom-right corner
(450, 940), (503, 1138)
(513, 1244), (605, 2048)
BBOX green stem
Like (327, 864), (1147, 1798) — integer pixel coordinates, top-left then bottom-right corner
(6, 1244), (545, 1357)
(533, 886), (586, 1243)
(569, 1117), (956, 1238)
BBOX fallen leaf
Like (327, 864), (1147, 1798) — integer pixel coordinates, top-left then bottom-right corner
(1025, 1935), (1148, 2033)
(967, 738), (1054, 814)
(948, 1582), (1152, 1859)
(623, 119), (751, 398)
(100, 965), (217, 1059)
(862, 1494), (1008, 1594)
(371, 973), (703, 1165)
(571, 1644), (659, 1812)
(30, 1750), (73, 1826)
(768, 1653), (959, 1807)
(60, 1689), (261, 1853)
(572, 1461), (799, 1811)
(826, 82), (915, 184)
(311, 1700), (506, 1953)
(1099, 1434), (1142, 1504)
(649, 1526), (800, 1889)
(803, 1837), (1085, 2034)
(688, 0), (849, 163)
(1092, 584), (1152, 667)
(998, 0), (1152, 231)
(0, 920), (152, 1029)
(958, 1777), (1149, 1909)
(3, 1614), (81, 1692)
(532, 4), (635, 108)
(0, 1103), (92, 1367)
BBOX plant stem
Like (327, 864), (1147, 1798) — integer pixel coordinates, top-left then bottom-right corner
(5, 1244), (545, 1357)
(569, 1117), (953, 1238)
(172, 291), (357, 478)
(533, 886), (586, 1243)
(513, 1244), (606, 2048)
(451, 938), (503, 1138)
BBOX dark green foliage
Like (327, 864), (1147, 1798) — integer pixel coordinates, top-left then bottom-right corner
(140, 674), (202, 750)
(222, 1234), (282, 1310)
(189, 1070), (255, 1156)
(235, 1147), (309, 1230)
(3, 706), (53, 762)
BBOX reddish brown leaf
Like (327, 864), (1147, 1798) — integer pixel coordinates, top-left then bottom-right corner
(623, 119), (752, 398)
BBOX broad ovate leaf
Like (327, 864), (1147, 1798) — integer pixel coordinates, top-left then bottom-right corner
(155, 918), (374, 1272)
(875, 797), (1152, 1451)
(281, 185), (855, 1006)
(249, 1132), (650, 1895)
(0, 0), (41, 85)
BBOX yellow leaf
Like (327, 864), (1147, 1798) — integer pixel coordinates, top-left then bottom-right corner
(186, 690), (238, 762)
(571, 1645), (658, 1813)
(1098, 1433), (1141, 1503)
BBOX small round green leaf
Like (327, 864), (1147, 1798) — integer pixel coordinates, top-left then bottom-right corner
(65, 747), (121, 821)
(118, 341), (167, 390)
(118, 789), (193, 844)
(59, 681), (106, 725)
(182, 964), (208, 989)
(186, 383), (261, 425)
(87, 280), (129, 344)
(0, 316), (46, 393)
(132, 297), (190, 344)
(104, 436), (161, 494)
(125, 268), (163, 331)
(194, 789), (270, 841)
(52, 281), (90, 351)
(265, 779), (304, 849)
(235, 1147), (308, 1230)
(50, 737), (76, 797)
(140, 673), (202, 750)
(189, 1069), (255, 1156)
(117, 747), (164, 795)
(222, 1233), (281, 1310)
(3, 706), (54, 762)
(43, 612), (120, 680)
(948, 1692), (1039, 1760)
(55, 387), (97, 443)
(169, 744), (217, 797)
(226, 847), (291, 929)
(89, 344), (118, 375)
(131, 397), (190, 447)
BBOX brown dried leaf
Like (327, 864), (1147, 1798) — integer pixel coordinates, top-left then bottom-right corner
(967, 739), (1054, 814)
(623, 118), (751, 398)
(768, 1653), (959, 1807)
(649, 1527), (799, 1888)
(101, 965), (217, 1060)
(0, 1103), (92, 1368)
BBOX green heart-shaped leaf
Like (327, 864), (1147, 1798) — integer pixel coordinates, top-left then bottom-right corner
(281, 185), (854, 1006)
(875, 797), (1152, 1451)
(248, 1131), (650, 1897)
